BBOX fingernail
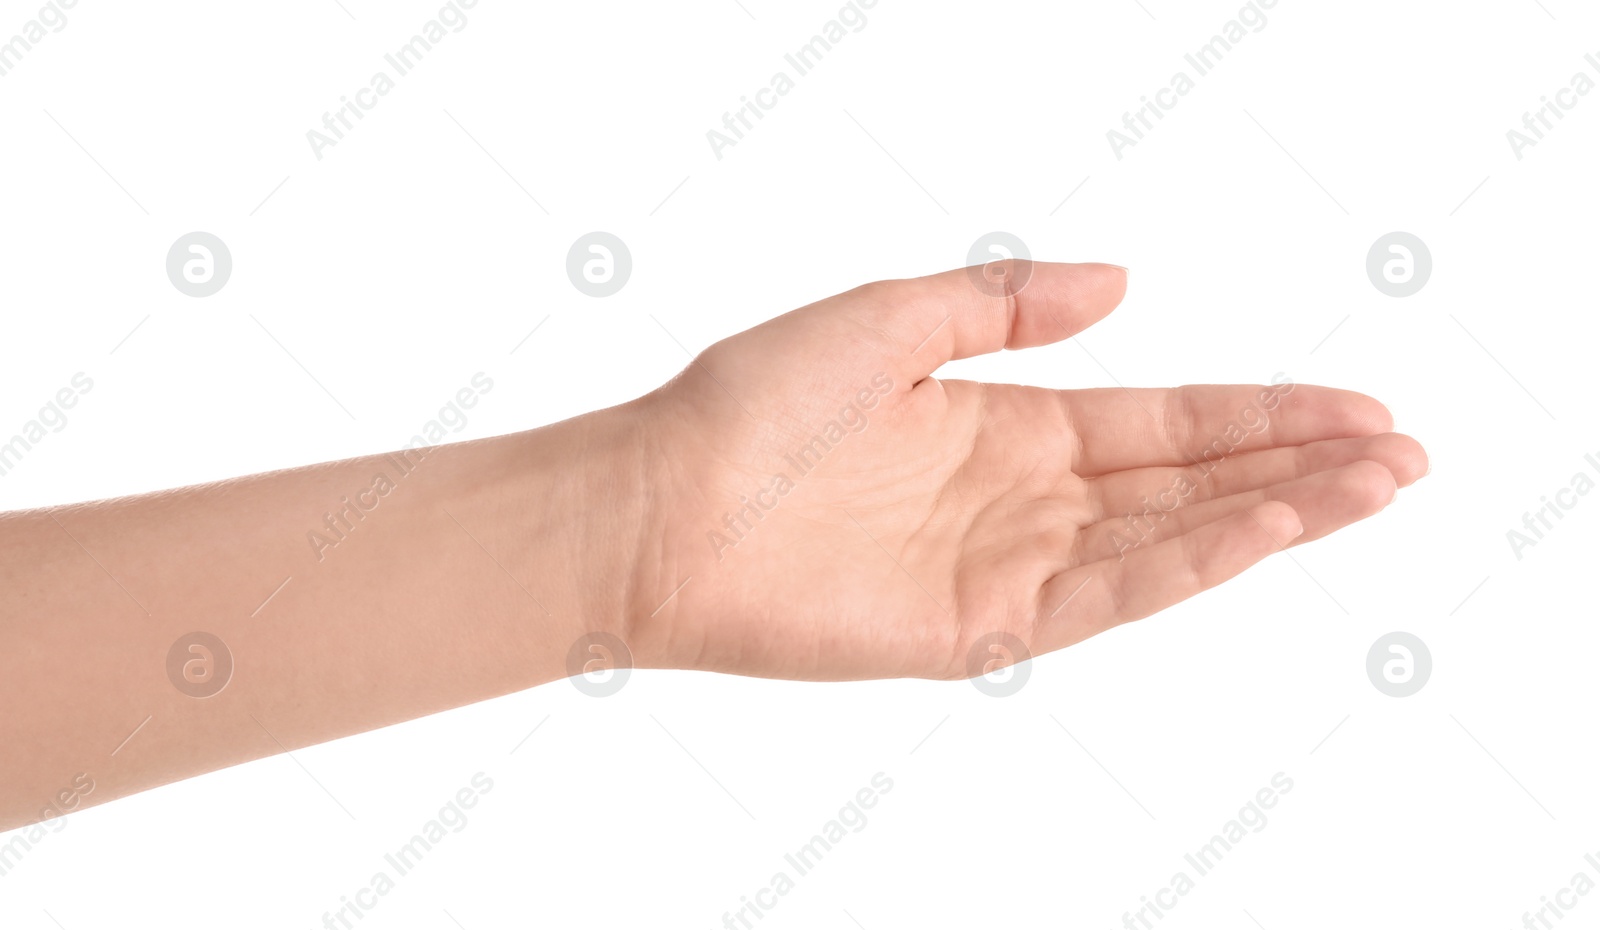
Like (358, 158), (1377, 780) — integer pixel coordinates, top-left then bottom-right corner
(1278, 507), (1304, 540)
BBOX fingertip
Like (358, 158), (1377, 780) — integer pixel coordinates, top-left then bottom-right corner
(1281, 385), (1395, 438)
(1000, 261), (1129, 351)
(1351, 459), (1401, 508)
(1346, 392), (1396, 434)
(1374, 432), (1429, 487)
(1077, 261), (1129, 308)
(1252, 500), (1303, 544)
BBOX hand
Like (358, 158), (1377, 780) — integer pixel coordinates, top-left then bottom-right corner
(0, 260), (1427, 825)
(622, 261), (1427, 681)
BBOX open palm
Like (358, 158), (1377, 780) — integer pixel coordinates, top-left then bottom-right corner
(633, 262), (1425, 682)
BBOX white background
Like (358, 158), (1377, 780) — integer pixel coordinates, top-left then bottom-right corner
(2, 0), (1597, 927)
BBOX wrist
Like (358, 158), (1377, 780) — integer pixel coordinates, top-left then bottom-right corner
(491, 402), (668, 680)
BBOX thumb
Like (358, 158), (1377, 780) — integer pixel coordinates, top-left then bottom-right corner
(898, 260), (1129, 383)
(758, 261), (1131, 388)
(690, 262), (1129, 421)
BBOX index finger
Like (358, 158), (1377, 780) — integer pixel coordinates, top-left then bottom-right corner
(1062, 382), (1395, 478)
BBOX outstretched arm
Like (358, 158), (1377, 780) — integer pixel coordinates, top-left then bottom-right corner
(0, 261), (1426, 829)
(0, 413), (643, 829)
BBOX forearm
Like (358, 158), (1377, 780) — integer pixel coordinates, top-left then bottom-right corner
(0, 407), (649, 828)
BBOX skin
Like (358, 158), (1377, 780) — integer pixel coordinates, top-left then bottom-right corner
(0, 261), (1427, 830)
